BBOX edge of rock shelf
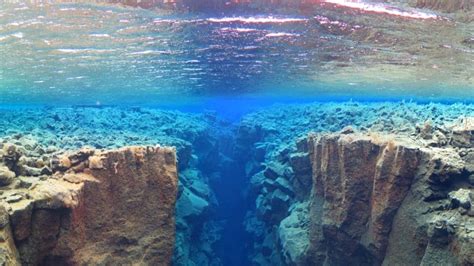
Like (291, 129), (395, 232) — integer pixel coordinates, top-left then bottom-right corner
(0, 145), (178, 265)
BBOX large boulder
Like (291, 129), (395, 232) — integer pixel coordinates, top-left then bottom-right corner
(278, 202), (310, 265)
(0, 166), (15, 186)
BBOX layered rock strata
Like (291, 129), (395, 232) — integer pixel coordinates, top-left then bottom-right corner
(0, 145), (178, 265)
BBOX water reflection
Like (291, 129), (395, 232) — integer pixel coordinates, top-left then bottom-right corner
(0, 1), (472, 105)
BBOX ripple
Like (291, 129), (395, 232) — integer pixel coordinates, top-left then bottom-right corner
(56, 48), (116, 54)
(322, 0), (438, 19)
(89, 34), (111, 38)
(219, 27), (261, 33)
(12, 32), (24, 38)
(265, 32), (299, 37)
(128, 50), (174, 55)
(207, 16), (307, 24)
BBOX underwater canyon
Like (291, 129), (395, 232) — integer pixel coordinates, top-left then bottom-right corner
(0, 102), (472, 265)
(0, 0), (473, 265)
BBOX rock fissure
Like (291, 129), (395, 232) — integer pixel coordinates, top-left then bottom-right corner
(0, 103), (473, 265)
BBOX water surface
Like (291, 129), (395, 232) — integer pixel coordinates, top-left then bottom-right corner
(1, 1), (472, 108)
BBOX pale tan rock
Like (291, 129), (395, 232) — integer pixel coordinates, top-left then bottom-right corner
(88, 155), (104, 169)
(0, 205), (21, 266)
(0, 166), (15, 186)
(58, 156), (71, 169)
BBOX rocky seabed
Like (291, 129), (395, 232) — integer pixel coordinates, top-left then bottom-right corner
(0, 102), (472, 265)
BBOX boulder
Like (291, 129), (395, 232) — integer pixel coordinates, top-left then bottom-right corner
(263, 162), (285, 180)
(278, 202), (310, 265)
(449, 188), (472, 209)
(177, 187), (209, 220)
(0, 166), (15, 186)
(451, 117), (473, 148)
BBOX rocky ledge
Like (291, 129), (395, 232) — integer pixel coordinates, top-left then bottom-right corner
(307, 125), (473, 265)
(282, 118), (474, 265)
(0, 145), (178, 265)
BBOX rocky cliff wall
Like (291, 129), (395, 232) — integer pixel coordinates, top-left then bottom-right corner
(0, 107), (232, 265)
(308, 133), (422, 265)
(239, 103), (473, 266)
(305, 119), (473, 265)
(0, 145), (178, 265)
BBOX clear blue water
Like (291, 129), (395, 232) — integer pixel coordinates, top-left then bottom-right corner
(1, 2), (473, 109)
(0, 1), (473, 265)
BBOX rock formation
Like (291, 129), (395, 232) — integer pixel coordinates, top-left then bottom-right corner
(239, 103), (473, 265)
(307, 133), (422, 265)
(0, 145), (178, 265)
(303, 120), (473, 265)
(0, 103), (472, 265)
(0, 107), (235, 265)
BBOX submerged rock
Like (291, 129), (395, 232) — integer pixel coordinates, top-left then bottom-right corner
(449, 188), (473, 209)
(451, 117), (474, 148)
(305, 131), (474, 265)
(0, 146), (178, 265)
(278, 202), (310, 265)
(177, 187), (209, 220)
(0, 166), (15, 186)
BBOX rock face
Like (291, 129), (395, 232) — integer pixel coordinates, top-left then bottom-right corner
(308, 134), (422, 264)
(0, 146), (178, 265)
(307, 131), (474, 265)
(238, 104), (474, 265)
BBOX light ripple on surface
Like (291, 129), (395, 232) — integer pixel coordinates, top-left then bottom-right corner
(207, 16), (307, 23)
(322, 0), (438, 19)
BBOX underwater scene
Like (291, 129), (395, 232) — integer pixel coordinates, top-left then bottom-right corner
(0, 0), (473, 265)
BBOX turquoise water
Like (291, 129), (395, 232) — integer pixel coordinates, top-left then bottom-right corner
(0, 1), (473, 265)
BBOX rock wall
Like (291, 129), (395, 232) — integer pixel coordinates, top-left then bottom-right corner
(0, 107), (233, 266)
(307, 133), (421, 265)
(0, 145), (178, 265)
(238, 104), (473, 265)
(306, 122), (473, 265)
(0, 104), (472, 265)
